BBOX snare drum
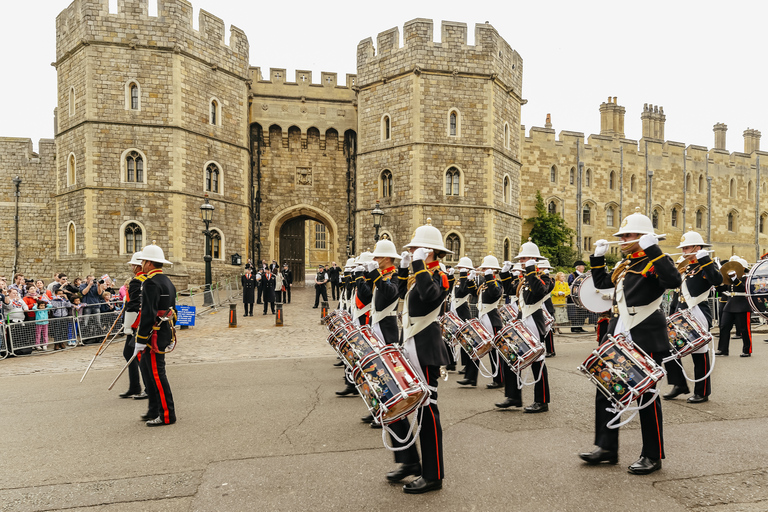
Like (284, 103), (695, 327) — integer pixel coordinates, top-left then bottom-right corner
(440, 312), (465, 348)
(327, 323), (356, 354)
(578, 334), (665, 411)
(493, 321), (545, 373)
(667, 309), (712, 359)
(542, 307), (555, 334)
(747, 259), (768, 320)
(571, 272), (614, 313)
(324, 310), (352, 332)
(456, 319), (494, 361)
(337, 326), (384, 369)
(354, 346), (429, 424)
(498, 303), (519, 325)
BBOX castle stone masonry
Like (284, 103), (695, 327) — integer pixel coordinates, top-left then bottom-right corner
(0, 1), (766, 286)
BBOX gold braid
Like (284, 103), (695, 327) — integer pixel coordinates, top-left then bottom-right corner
(611, 259), (631, 286)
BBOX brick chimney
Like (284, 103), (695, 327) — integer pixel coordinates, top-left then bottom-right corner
(713, 123), (727, 150)
(641, 103), (666, 140)
(744, 128), (761, 153)
(599, 96), (625, 138)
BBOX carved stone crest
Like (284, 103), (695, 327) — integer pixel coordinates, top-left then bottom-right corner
(296, 167), (312, 186)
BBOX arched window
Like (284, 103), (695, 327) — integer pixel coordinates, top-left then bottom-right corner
(609, 171), (615, 190)
(124, 223), (143, 254)
(69, 87), (75, 116)
(606, 206), (615, 227)
(686, 173), (692, 192)
(210, 99), (219, 125)
(315, 224), (326, 249)
(748, 181), (754, 199)
(729, 178), (735, 198)
(671, 207), (678, 227)
(67, 153), (76, 186)
(269, 125), (282, 149)
(381, 115), (391, 141)
(569, 168), (575, 185)
(503, 176), (510, 204)
(67, 222), (76, 255)
(449, 110), (458, 137)
(548, 201), (557, 215)
(211, 229), (222, 259)
(696, 209), (703, 229)
(205, 163), (220, 193)
(698, 174), (704, 194)
(585, 169), (592, 187)
(582, 204), (591, 225)
(630, 174), (636, 192)
(727, 212), (735, 232)
(761, 214), (766, 234)
(129, 82), (139, 110)
(325, 128), (338, 151)
(550, 166), (557, 183)
(504, 123), (510, 149)
(503, 238), (511, 261)
(125, 151), (144, 183)
(445, 167), (460, 196)
(381, 169), (393, 198)
(652, 209), (660, 229)
(446, 233), (461, 255)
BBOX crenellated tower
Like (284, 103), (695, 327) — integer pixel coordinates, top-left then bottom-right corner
(355, 19), (524, 263)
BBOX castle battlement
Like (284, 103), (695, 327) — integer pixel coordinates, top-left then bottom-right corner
(249, 67), (357, 91)
(356, 19), (521, 97)
(55, 0), (249, 77)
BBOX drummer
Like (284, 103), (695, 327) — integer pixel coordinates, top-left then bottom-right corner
(716, 256), (753, 357)
(663, 229), (721, 403)
(450, 257), (477, 375)
(386, 218), (451, 494)
(537, 259), (557, 357)
(580, 209), (681, 475)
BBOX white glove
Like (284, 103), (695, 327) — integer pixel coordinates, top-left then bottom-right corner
(728, 270), (737, 281)
(132, 343), (146, 359)
(512, 271), (520, 277)
(638, 233), (659, 250)
(695, 249), (709, 260)
(542, 269), (550, 275)
(353, 265), (364, 273)
(501, 261), (512, 273)
(413, 248), (432, 261)
(484, 269), (494, 276)
(594, 239), (609, 258)
(525, 259), (536, 269)
(447, 268), (455, 276)
(364, 261), (378, 273)
(558, 291), (565, 296)
(468, 270), (477, 280)
(400, 251), (412, 269)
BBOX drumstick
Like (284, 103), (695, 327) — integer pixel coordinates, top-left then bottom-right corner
(107, 353), (137, 391)
(595, 234), (667, 246)
(665, 249), (715, 257)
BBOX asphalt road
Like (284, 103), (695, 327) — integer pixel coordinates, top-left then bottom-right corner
(2, 287), (768, 511)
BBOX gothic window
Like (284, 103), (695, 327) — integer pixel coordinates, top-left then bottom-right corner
(125, 151), (143, 183)
(445, 167), (460, 196)
(609, 171), (615, 190)
(67, 222), (76, 255)
(548, 201), (557, 215)
(606, 206), (615, 227)
(748, 181), (754, 199)
(315, 223), (327, 249)
(504, 238), (511, 261)
(69, 87), (75, 116)
(129, 82), (139, 110)
(698, 174), (704, 194)
(696, 209), (703, 229)
(210, 99), (219, 125)
(504, 123), (510, 148)
(582, 204), (591, 225)
(686, 173), (692, 192)
(652, 209), (660, 229)
(550, 165), (557, 183)
(446, 233), (461, 255)
(449, 110), (458, 137)
(205, 163), (220, 194)
(67, 153), (76, 186)
(124, 223), (142, 254)
(727, 212), (735, 232)
(382, 115), (391, 141)
(630, 174), (636, 192)
(269, 125), (282, 149)
(381, 169), (393, 198)
(761, 214), (766, 234)
(671, 207), (678, 227)
(211, 229), (222, 259)
(569, 167), (575, 185)
(729, 179), (735, 198)
(326, 128), (338, 151)
(585, 169), (592, 187)
(503, 176), (510, 204)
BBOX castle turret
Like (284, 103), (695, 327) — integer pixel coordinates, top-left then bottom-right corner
(599, 96), (625, 138)
(641, 103), (666, 140)
(713, 123), (728, 150)
(744, 128), (761, 154)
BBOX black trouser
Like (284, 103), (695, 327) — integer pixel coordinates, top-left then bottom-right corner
(665, 352), (712, 397)
(389, 365), (444, 480)
(244, 301), (253, 316)
(257, 286), (263, 304)
(545, 330), (555, 354)
(464, 351), (501, 384)
(717, 310), (752, 355)
(331, 281), (340, 300)
(594, 351), (665, 459)
(140, 346), (175, 424)
(285, 286), (291, 303)
(314, 286), (328, 307)
(503, 359), (549, 403)
(263, 300), (275, 314)
(122, 334), (142, 394)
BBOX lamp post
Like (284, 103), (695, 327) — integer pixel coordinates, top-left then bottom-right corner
(200, 195), (215, 306)
(12, 176), (21, 278)
(372, 201), (384, 242)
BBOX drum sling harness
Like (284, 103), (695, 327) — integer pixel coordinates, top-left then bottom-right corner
(614, 278), (664, 333)
(371, 287), (399, 325)
(681, 280), (711, 309)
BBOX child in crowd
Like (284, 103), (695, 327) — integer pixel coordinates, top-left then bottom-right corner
(51, 289), (72, 349)
(71, 296), (83, 345)
(32, 300), (50, 351)
(5, 289), (28, 323)
(23, 286), (38, 321)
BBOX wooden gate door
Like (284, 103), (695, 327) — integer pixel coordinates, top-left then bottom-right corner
(279, 217), (305, 284)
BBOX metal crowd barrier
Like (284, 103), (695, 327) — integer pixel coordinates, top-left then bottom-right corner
(77, 308), (124, 343)
(0, 326), (7, 359)
(6, 306), (79, 355)
(175, 276), (242, 317)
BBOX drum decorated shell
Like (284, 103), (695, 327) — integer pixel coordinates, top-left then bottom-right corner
(747, 259), (768, 320)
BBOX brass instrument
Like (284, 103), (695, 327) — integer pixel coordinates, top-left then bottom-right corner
(720, 260), (745, 281)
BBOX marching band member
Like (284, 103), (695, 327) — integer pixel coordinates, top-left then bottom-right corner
(716, 256), (753, 357)
(580, 209), (681, 474)
(538, 259), (557, 357)
(119, 252), (147, 399)
(385, 219), (451, 494)
(451, 257), (477, 375)
(664, 230), (722, 403)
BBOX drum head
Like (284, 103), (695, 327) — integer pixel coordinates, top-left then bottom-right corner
(572, 272), (613, 313)
(747, 259), (768, 320)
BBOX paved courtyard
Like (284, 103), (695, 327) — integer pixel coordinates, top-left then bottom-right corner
(2, 286), (768, 511)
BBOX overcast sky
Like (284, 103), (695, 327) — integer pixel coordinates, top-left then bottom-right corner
(3, 0), (766, 154)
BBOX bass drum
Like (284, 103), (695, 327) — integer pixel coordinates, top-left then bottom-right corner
(571, 272), (613, 313)
(746, 259), (768, 320)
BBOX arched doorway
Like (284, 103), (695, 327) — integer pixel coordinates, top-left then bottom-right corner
(275, 206), (339, 284)
(280, 217), (306, 284)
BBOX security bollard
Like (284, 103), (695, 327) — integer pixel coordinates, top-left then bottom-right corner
(229, 304), (237, 328)
(275, 302), (283, 326)
(321, 301), (329, 320)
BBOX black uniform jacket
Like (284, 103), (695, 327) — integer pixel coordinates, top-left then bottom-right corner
(369, 266), (400, 345)
(591, 243), (682, 353)
(241, 273), (257, 303)
(125, 272), (145, 314)
(260, 272), (276, 302)
(719, 272), (751, 313)
(517, 266), (549, 336)
(498, 271), (520, 297)
(136, 269), (177, 349)
(480, 273), (503, 330)
(344, 273), (355, 303)
(398, 260), (451, 367)
(281, 269), (293, 287)
(670, 254), (722, 329)
(541, 273), (556, 314)
(354, 270), (372, 325)
(454, 271), (477, 321)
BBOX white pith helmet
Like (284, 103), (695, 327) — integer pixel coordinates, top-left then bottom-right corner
(371, 239), (400, 259)
(537, 259), (553, 270)
(455, 256), (474, 270)
(139, 242), (172, 265)
(478, 255), (501, 270)
(613, 207), (655, 237)
(127, 252), (143, 266)
(515, 237), (542, 260)
(403, 218), (453, 254)
(343, 257), (356, 270)
(677, 229), (711, 248)
(738, 257), (749, 269)
(357, 251), (375, 264)
(512, 262), (523, 272)
(439, 262), (446, 273)
(729, 255), (740, 262)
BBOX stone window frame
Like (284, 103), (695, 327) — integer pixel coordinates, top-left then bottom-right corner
(66, 221), (76, 255)
(444, 165), (463, 197)
(209, 96), (222, 126)
(695, 207), (705, 230)
(503, 237), (511, 261)
(69, 86), (75, 117)
(120, 219), (146, 255)
(550, 165), (557, 183)
(380, 169), (393, 198)
(582, 201), (595, 225)
(504, 123), (511, 149)
(609, 170), (616, 190)
(585, 168), (592, 188)
(120, 148), (148, 185)
(729, 178), (735, 198)
(443, 231), (463, 263)
(670, 204), (681, 228)
(125, 79), (141, 111)
(569, 167), (575, 186)
(502, 174), (511, 204)
(66, 152), (76, 187)
(203, 160), (224, 196)
(748, 180), (754, 199)
(209, 228), (224, 260)
(652, 205), (664, 230)
(727, 209), (738, 233)
(546, 195), (563, 216)
(315, 223), (327, 250)
(685, 172), (692, 193)
(604, 202), (619, 227)
(630, 174), (636, 192)
(381, 114), (391, 141)
(447, 108), (461, 138)
(760, 212), (768, 234)
(378, 231), (394, 245)
(698, 174), (704, 194)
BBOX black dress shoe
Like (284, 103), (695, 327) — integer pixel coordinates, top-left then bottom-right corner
(361, 414), (374, 424)
(445, 363), (456, 371)
(579, 447), (618, 465)
(687, 394), (708, 403)
(523, 402), (549, 413)
(486, 382), (503, 389)
(335, 385), (358, 396)
(119, 390), (140, 399)
(545, 352), (556, 358)
(140, 413), (154, 421)
(403, 476), (442, 494)
(133, 392), (148, 400)
(386, 463), (421, 482)
(740, 353), (751, 357)
(146, 417), (176, 427)
(715, 350), (728, 356)
(662, 385), (690, 400)
(370, 422), (382, 429)
(458, 368), (466, 375)
(333, 360), (344, 367)
(627, 456), (662, 475)
(456, 379), (477, 386)
(495, 397), (523, 408)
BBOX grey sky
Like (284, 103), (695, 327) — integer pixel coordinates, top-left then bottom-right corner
(3, 0), (766, 154)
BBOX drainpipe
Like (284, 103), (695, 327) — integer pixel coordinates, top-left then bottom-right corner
(756, 155), (761, 261)
(682, 148), (687, 230)
(576, 141), (582, 256)
(619, 145), (624, 221)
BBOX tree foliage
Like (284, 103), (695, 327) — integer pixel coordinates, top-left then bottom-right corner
(525, 191), (577, 268)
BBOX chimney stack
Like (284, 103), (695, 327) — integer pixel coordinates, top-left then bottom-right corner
(545, 113), (552, 129)
(599, 96), (625, 138)
(744, 128), (761, 154)
(713, 123), (727, 150)
(641, 103), (666, 140)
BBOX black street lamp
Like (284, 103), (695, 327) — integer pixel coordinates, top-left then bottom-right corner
(12, 176), (22, 278)
(372, 201), (384, 242)
(200, 195), (215, 306)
